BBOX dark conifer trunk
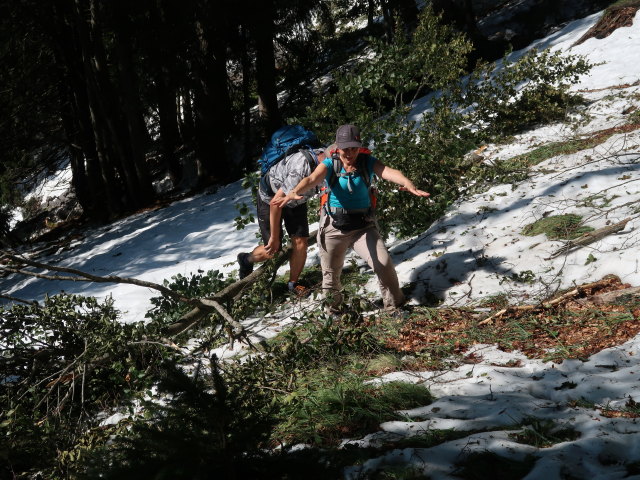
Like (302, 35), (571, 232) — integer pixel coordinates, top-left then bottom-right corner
(240, 22), (253, 170)
(367, 0), (376, 28)
(112, 0), (155, 206)
(190, 5), (232, 186)
(49, 1), (108, 220)
(179, 89), (195, 147)
(76, 0), (127, 216)
(150, 0), (183, 187)
(251, 0), (282, 134)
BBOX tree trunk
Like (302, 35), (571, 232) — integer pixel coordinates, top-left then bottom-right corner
(150, 0), (183, 187)
(157, 76), (182, 186)
(380, 0), (394, 42)
(207, 15), (233, 180)
(240, 22), (253, 170)
(316, 1), (336, 36)
(112, 1), (155, 205)
(48, 0), (110, 220)
(251, 0), (282, 133)
(179, 89), (195, 146)
(69, 74), (108, 220)
(394, 0), (419, 35)
(190, 9), (232, 185)
(367, 0), (376, 28)
(73, 0), (125, 217)
(192, 83), (216, 184)
(88, 0), (145, 210)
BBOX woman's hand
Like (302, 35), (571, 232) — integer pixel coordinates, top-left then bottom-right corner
(400, 183), (430, 198)
(375, 161), (429, 198)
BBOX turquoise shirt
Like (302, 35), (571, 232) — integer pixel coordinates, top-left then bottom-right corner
(323, 154), (376, 210)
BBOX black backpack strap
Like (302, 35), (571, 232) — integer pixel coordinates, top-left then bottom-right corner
(327, 152), (373, 190)
(321, 155), (340, 217)
(299, 149), (317, 173)
(327, 154), (342, 191)
(358, 153), (372, 188)
(323, 153), (377, 216)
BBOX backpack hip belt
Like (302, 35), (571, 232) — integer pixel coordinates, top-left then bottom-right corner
(326, 206), (371, 215)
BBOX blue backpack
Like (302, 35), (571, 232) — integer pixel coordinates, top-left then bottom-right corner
(258, 125), (320, 176)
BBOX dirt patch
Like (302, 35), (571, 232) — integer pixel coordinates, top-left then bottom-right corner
(583, 122), (640, 142)
(574, 4), (640, 46)
(386, 276), (640, 364)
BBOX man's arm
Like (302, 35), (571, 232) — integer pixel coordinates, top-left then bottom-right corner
(272, 162), (329, 208)
(265, 189), (286, 255)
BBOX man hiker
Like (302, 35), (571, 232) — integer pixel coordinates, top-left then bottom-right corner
(237, 146), (327, 296)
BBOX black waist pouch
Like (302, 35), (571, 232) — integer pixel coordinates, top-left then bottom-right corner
(331, 212), (372, 231)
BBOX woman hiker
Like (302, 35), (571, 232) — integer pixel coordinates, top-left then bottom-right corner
(273, 124), (430, 312)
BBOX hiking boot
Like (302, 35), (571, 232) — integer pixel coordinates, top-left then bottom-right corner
(237, 252), (254, 279)
(288, 281), (311, 297)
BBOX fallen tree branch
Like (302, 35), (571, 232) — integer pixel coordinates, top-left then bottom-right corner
(586, 286), (640, 305)
(546, 218), (631, 259)
(0, 250), (194, 304)
(218, 228), (318, 303)
(162, 250), (292, 339)
(0, 293), (39, 305)
(2, 229), (320, 352)
(478, 278), (615, 325)
(165, 228), (319, 338)
(0, 250), (261, 349)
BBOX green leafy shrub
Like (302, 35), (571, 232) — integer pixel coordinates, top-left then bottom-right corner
(234, 172), (260, 231)
(0, 294), (166, 478)
(80, 356), (277, 479)
(464, 48), (591, 137)
(301, 7), (592, 238)
(80, 294), (404, 476)
(146, 269), (232, 325)
(234, 201), (255, 230)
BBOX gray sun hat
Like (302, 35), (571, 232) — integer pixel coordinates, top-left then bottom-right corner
(335, 124), (362, 149)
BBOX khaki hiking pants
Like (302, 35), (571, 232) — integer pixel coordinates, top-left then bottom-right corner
(318, 213), (405, 310)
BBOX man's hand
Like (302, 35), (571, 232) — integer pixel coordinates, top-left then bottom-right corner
(272, 191), (303, 208)
(270, 190), (286, 208)
(264, 235), (280, 256)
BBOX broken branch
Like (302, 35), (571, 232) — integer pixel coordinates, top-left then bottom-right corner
(478, 278), (615, 325)
(546, 217), (631, 259)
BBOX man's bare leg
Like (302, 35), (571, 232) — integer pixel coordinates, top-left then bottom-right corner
(288, 236), (309, 283)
